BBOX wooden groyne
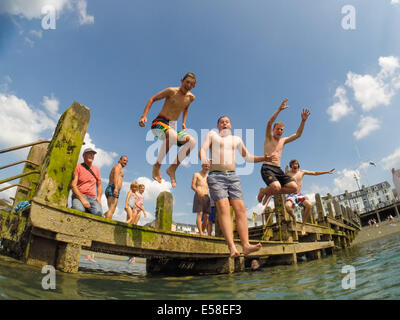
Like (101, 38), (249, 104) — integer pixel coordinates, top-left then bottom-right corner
(0, 102), (361, 275)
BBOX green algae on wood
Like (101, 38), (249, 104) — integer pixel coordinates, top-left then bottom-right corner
(34, 102), (90, 206)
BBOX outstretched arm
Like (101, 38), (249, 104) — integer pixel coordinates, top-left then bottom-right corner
(237, 138), (268, 163)
(266, 98), (288, 140)
(303, 168), (335, 176)
(139, 87), (174, 127)
(284, 108), (310, 144)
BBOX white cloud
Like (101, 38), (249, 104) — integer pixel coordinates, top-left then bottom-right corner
(345, 72), (393, 112)
(327, 86), (354, 122)
(391, 0), (400, 5)
(79, 133), (118, 169)
(0, 0), (71, 19)
(0, 0), (94, 25)
(0, 183), (17, 202)
(136, 176), (172, 205)
(353, 115), (381, 140)
(29, 29), (43, 38)
(41, 94), (60, 119)
(0, 92), (56, 150)
(381, 147), (400, 170)
(333, 168), (360, 194)
(76, 0), (94, 25)
(345, 56), (400, 112)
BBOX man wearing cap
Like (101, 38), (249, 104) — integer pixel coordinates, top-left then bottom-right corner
(71, 148), (103, 216)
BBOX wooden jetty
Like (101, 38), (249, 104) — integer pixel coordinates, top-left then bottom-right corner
(0, 102), (361, 275)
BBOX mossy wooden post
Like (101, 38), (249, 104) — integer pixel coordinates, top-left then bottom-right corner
(326, 194), (334, 219)
(24, 102), (90, 273)
(155, 191), (173, 231)
(333, 200), (343, 221)
(315, 193), (325, 222)
(274, 194), (293, 242)
(12, 141), (50, 209)
(34, 102), (90, 206)
(340, 205), (347, 222)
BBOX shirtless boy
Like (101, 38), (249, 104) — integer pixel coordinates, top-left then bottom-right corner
(199, 116), (263, 258)
(139, 72), (197, 187)
(285, 159), (335, 235)
(257, 98), (310, 205)
(191, 164), (211, 236)
(104, 156), (128, 219)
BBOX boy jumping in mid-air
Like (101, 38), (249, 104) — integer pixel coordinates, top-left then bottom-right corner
(285, 159), (335, 235)
(257, 98), (310, 205)
(139, 72), (197, 187)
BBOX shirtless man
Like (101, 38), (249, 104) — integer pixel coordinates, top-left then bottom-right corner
(199, 116), (263, 258)
(104, 156), (128, 219)
(257, 98), (310, 205)
(285, 159), (335, 235)
(139, 72), (197, 187)
(191, 164), (211, 236)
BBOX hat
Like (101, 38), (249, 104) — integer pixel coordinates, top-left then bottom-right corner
(83, 147), (97, 155)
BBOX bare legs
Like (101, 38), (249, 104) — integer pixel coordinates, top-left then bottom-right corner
(284, 201), (297, 228)
(125, 206), (138, 224)
(196, 212), (209, 236)
(153, 130), (196, 187)
(257, 181), (298, 205)
(104, 196), (118, 219)
(301, 200), (312, 235)
(216, 198), (262, 258)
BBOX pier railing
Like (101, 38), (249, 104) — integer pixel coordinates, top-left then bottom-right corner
(0, 140), (51, 209)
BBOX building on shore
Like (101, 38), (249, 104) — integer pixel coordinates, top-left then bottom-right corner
(321, 181), (400, 226)
(322, 181), (395, 214)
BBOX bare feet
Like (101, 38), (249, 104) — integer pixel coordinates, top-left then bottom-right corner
(166, 165), (177, 187)
(152, 163), (162, 183)
(301, 225), (306, 236)
(257, 188), (265, 202)
(257, 187), (272, 205)
(262, 194), (272, 206)
(229, 247), (240, 258)
(85, 255), (96, 262)
(242, 243), (262, 255)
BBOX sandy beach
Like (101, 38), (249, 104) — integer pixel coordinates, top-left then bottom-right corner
(352, 217), (400, 246)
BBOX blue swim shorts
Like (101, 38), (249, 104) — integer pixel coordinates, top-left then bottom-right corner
(105, 184), (120, 198)
(207, 171), (243, 202)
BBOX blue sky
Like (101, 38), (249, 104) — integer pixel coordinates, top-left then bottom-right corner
(1, 0), (400, 225)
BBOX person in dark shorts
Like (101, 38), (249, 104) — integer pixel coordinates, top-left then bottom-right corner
(257, 98), (310, 205)
(191, 164), (211, 235)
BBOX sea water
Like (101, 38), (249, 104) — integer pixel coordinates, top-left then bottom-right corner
(0, 233), (399, 300)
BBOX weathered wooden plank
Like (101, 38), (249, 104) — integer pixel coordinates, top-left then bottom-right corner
(29, 198), (334, 259)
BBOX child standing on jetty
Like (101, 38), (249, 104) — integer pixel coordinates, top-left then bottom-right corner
(191, 164), (211, 236)
(139, 72), (197, 187)
(133, 184), (146, 225)
(257, 98), (310, 205)
(125, 182), (146, 225)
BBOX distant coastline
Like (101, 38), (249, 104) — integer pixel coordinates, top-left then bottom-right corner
(352, 218), (400, 246)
